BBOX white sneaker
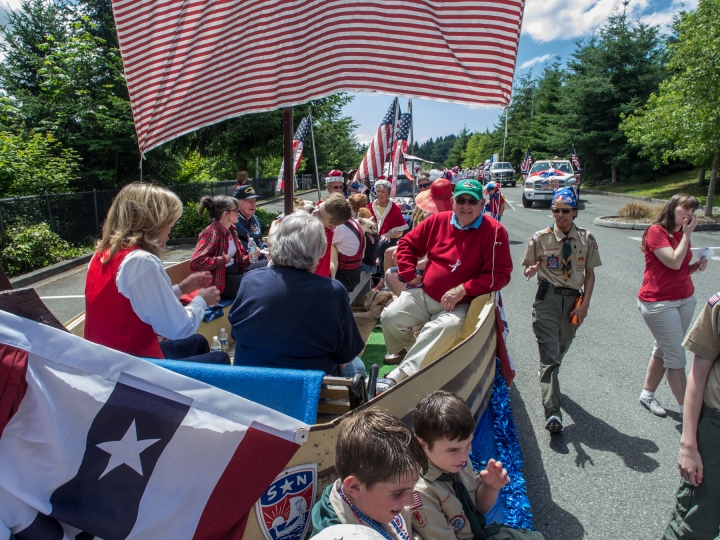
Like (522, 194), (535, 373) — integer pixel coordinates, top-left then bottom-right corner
(639, 396), (667, 417)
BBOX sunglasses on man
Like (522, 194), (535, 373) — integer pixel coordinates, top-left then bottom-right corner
(454, 197), (480, 206)
(551, 208), (573, 214)
(327, 184), (344, 191)
(418, 183), (431, 190)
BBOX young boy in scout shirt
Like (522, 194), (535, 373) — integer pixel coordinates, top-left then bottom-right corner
(522, 187), (601, 433)
(412, 391), (544, 540)
(311, 409), (428, 539)
(664, 292), (720, 539)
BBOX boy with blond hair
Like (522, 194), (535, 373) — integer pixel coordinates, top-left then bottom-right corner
(412, 391), (544, 540)
(311, 409), (428, 539)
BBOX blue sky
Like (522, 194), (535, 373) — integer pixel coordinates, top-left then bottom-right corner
(343, 0), (696, 144)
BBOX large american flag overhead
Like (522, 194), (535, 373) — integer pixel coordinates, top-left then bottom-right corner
(111, 0), (526, 154)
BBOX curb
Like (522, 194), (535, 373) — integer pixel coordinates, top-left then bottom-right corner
(583, 188), (720, 214)
(594, 216), (720, 231)
(10, 252), (94, 289)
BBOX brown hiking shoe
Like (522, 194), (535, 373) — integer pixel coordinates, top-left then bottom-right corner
(383, 349), (407, 365)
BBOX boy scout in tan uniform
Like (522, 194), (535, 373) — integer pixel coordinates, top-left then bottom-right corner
(521, 188), (601, 432)
(664, 292), (720, 539)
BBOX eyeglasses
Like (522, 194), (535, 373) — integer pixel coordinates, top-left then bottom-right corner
(418, 183), (431, 190)
(552, 208), (573, 214)
(454, 197), (479, 206)
(327, 184), (344, 190)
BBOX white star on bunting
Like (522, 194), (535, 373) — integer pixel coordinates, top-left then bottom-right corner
(96, 419), (160, 479)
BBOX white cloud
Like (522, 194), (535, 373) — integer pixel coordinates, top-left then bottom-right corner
(356, 133), (374, 145)
(639, 0), (698, 28)
(0, 0), (22, 10)
(522, 0), (652, 42)
(520, 54), (553, 70)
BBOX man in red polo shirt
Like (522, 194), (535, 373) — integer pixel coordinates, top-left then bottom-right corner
(377, 179), (513, 392)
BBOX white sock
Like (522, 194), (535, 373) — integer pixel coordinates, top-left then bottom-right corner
(640, 390), (654, 399)
(678, 405), (684, 414)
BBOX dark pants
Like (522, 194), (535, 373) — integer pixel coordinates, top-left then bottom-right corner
(376, 237), (398, 277)
(159, 334), (230, 365)
(335, 267), (361, 292)
(221, 260), (269, 300)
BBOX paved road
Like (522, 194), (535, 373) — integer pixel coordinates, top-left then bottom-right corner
(27, 190), (720, 539)
(498, 189), (719, 540)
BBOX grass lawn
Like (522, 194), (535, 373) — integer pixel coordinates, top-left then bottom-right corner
(586, 169), (719, 208)
(360, 327), (394, 378)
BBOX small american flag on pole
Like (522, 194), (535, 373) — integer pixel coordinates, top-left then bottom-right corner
(571, 145), (581, 170)
(357, 98), (399, 182)
(390, 112), (413, 195)
(521, 147), (532, 177)
(276, 116), (311, 192)
(110, 1), (526, 155)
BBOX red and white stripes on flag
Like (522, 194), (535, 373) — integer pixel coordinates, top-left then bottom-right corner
(0, 311), (306, 539)
(390, 113), (413, 196)
(276, 116), (311, 192)
(521, 147), (532, 177)
(357, 98), (399, 182)
(111, 0), (526, 155)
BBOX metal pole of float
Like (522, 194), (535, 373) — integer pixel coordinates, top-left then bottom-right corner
(308, 107), (322, 202)
(283, 107), (294, 216)
(408, 99), (415, 197)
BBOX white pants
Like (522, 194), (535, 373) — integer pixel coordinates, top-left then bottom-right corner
(380, 288), (469, 377)
(637, 296), (697, 369)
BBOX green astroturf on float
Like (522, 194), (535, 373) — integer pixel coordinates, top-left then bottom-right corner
(360, 327), (394, 378)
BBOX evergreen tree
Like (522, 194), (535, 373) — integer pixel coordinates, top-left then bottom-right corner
(445, 128), (470, 167)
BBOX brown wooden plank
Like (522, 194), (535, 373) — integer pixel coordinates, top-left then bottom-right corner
(322, 377), (353, 387)
(320, 386), (351, 401)
(317, 400), (351, 416)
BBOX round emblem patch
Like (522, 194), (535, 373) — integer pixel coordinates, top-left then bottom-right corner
(450, 515), (466, 531)
(412, 510), (427, 528)
(578, 256), (585, 262)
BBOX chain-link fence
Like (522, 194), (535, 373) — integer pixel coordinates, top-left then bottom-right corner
(0, 175), (324, 246)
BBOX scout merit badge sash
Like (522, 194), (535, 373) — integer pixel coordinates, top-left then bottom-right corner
(437, 472), (502, 539)
(549, 224), (574, 281)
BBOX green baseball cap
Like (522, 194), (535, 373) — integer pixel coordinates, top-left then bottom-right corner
(453, 179), (484, 200)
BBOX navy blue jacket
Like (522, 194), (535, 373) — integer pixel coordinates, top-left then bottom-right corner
(236, 212), (267, 251)
(229, 266), (364, 375)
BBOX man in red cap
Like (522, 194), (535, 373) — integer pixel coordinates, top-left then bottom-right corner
(384, 178), (454, 296)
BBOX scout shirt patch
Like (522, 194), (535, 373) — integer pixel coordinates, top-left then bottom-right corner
(708, 293), (720, 306)
(578, 256), (585, 263)
(412, 510), (428, 528)
(547, 256), (559, 268)
(440, 492), (452, 505)
(450, 515), (466, 531)
(410, 491), (423, 509)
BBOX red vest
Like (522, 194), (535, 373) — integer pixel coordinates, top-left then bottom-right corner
(337, 219), (365, 271)
(85, 247), (164, 358)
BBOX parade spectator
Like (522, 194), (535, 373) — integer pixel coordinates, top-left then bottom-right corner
(410, 174), (432, 229)
(331, 215), (366, 293)
(349, 194), (368, 219)
(484, 182), (507, 221)
(637, 194), (705, 417)
(384, 177), (453, 296)
(377, 179), (512, 392)
(229, 211), (365, 377)
(233, 184), (268, 255)
(311, 409), (428, 539)
(522, 187), (600, 433)
(664, 291), (720, 539)
(367, 177), (408, 288)
(190, 195), (252, 300)
(85, 183), (229, 364)
(326, 169), (346, 197)
(412, 391), (545, 540)
(312, 193), (353, 278)
(234, 170), (249, 189)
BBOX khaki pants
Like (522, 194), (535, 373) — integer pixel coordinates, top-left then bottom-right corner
(532, 288), (577, 421)
(664, 405), (720, 540)
(381, 288), (469, 377)
(491, 527), (545, 540)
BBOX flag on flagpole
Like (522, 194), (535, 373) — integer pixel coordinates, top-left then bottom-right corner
(571, 145), (581, 170)
(390, 112), (413, 196)
(0, 311), (307, 539)
(277, 116), (311, 192)
(357, 98), (399, 182)
(521, 147), (532, 177)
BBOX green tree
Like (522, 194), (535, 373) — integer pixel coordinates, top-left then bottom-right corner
(445, 127), (470, 167)
(621, 0), (720, 215)
(0, 131), (79, 196)
(462, 130), (491, 168)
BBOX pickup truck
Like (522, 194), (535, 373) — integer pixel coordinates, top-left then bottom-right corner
(485, 162), (516, 187)
(522, 160), (578, 208)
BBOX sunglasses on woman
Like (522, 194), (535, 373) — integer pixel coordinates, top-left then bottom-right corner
(551, 208), (573, 214)
(418, 183), (431, 190)
(454, 197), (480, 205)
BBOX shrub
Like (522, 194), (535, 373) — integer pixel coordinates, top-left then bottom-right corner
(617, 202), (661, 220)
(255, 208), (279, 234)
(0, 223), (86, 276)
(171, 201), (208, 238)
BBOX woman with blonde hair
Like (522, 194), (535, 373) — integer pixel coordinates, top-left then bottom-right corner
(85, 183), (230, 364)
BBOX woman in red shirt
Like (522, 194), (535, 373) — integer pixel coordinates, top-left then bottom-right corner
(637, 194), (707, 417)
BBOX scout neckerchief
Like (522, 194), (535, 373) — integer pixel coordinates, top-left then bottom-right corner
(338, 484), (410, 540)
(549, 223), (575, 281)
(437, 472), (502, 539)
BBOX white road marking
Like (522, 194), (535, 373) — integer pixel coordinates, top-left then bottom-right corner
(712, 257), (720, 262)
(691, 247), (720, 250)
(530, 209), (541, 212)
(39, 295), (84, 299)
(629, 237), (642, 241)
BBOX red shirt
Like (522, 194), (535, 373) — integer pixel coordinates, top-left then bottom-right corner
(190, 220), (249, 293)
(638, 225), (694, 302)
(396, 212), (513, 303)
(315, 227), (335, 277)
(85, 247), (164, 358)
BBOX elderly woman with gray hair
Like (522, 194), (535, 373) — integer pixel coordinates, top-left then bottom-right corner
(228, 211), (366, 377)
